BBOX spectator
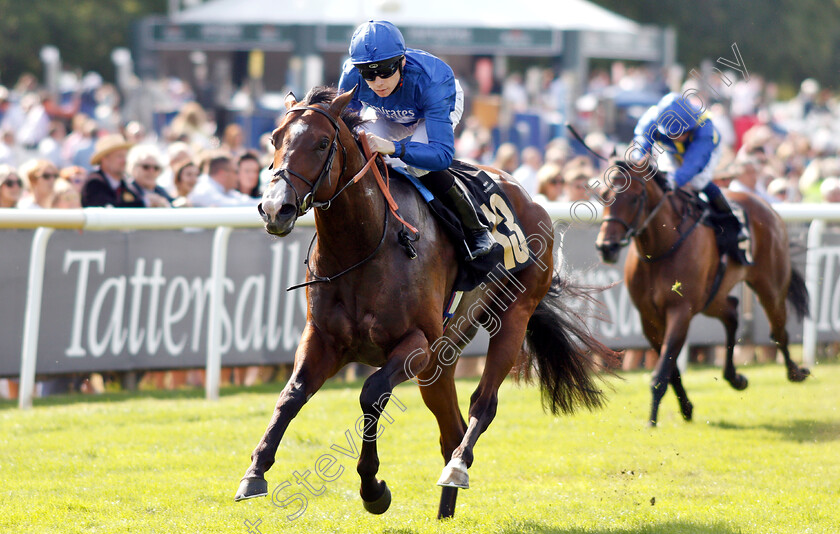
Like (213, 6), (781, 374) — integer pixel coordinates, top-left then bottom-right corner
(17, 159), (59, 209)
(766, 177), (792, 202)
(157, 141), (195, 196)
(512, 146), (542, 197)
(48, 177), (82, 209)
(820, 176), (840, 203)
(171, 159), (200, 207)
(16, 92), (50, 150)
(0, 164), (22, 208)
(535, 163), (564, 202)
(188, 153), (260, 207)
(126, 144), (173, 207)
(37, 120), (68, 168)
(729, 157), (777, 204)
(563, 160), (594, 203)
(222, 123), (247, 159)
(237, 150), (263, 198)
(169, 101), (215, 151)
(492, 142), (519, 174)
(81, 134), (143, 207)
(64, 114), (98, 171)
(0, 128), (20, 166)
(60, 165), (87, 194)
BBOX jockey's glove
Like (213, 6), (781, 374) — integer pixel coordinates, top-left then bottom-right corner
(362, 131), (396, 156)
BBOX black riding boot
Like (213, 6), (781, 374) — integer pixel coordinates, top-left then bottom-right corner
(709, 194), (748, 241)
(443, 184), (496, 261)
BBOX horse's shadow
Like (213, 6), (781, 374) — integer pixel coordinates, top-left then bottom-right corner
(709, 418), (840, 443)
(495, 520), (742, 534)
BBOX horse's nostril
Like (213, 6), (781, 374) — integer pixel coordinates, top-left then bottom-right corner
(257, 203), (266, 218)
(279, 204), (296, 218)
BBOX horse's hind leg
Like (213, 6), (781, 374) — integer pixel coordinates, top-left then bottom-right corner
(356, 329), (433, 515)
(418, 363), (467, 519)
(711, 295), (748, 390)
(749, 282), (810, 382)
(437, 306), (531, 492)
(235, 326), (338, 501)
(669, 367), (693, 421)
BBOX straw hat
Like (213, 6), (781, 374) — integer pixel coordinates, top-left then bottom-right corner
(90, 134), (133, 166)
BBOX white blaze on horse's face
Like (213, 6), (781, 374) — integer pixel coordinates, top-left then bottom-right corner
(288, 121), (308, 140)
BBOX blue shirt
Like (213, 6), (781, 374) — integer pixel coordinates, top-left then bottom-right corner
(338, 48), (457, 172)
(633, 92), (720, 186)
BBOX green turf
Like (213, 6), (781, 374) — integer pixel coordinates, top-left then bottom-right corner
(1, 361), (838, 533)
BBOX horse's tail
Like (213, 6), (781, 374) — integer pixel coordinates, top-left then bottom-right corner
(788, 267), (810, 321)
(522, 274), (620, 416)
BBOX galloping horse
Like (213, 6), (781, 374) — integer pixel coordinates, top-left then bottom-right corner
(595, 160), (810, 427)
(236, 86), (616, 518)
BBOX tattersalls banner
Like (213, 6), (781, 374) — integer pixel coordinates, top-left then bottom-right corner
(0, 223), (820, 377)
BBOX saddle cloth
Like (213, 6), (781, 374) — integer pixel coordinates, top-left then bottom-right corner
(392, 159), (535, 292)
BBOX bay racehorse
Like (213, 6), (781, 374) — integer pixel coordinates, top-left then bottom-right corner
(235, 86), (617, 519)
(595, 160), (810, 427)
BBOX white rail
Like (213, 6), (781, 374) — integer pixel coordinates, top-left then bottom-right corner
(1, 202), (835, 408)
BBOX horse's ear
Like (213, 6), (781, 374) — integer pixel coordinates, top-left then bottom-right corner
(329, 85), (357, 117)
(284, 91), (298, 111)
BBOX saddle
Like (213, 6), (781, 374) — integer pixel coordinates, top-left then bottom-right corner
(391, 160), (535, 292)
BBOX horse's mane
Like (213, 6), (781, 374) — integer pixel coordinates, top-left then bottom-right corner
(613, 159), (672, 192)
(300, 86), (367, 134)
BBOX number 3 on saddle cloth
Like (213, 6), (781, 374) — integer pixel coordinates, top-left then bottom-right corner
(393, 159), (535, 298)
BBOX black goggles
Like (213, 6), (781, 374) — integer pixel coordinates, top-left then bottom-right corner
(356, 57), (402, 81)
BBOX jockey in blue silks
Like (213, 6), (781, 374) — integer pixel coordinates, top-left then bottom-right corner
(632, 92), (746, 241)
(338, 20), (495, 261)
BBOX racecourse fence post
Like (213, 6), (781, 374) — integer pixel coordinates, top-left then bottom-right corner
(18, 227), (55, 409)
(206, 226), (233, 401)
(802, 219), (824, 367)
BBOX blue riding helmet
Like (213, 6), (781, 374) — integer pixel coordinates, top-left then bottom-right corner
(349, 20), (406, 65)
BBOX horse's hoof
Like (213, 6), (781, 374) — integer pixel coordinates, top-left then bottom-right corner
(680, 402), (693, 422)
(726, 374), (748, 391)
(788, 367), (810, 382)
(646, 420), (657, 429)
(437, 458), (469, 489)
(234, 476), (268, 501)
(362, 481), (391, 515)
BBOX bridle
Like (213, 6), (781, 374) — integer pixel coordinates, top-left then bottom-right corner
(601, 174), (668, 247)
(601, 173), (707, 263)
(270, 102), (420, 291)
(272, 104), (348, 216)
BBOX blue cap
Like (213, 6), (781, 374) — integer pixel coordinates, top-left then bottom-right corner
(349, 20), (406, 65)
(655, 92), (706, 136)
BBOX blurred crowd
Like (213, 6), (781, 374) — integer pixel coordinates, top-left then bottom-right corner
(2, 61), (840, 214)
(3, 59), (840, 394)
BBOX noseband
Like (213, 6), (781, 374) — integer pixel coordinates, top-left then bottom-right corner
(273, 105), (347, 216)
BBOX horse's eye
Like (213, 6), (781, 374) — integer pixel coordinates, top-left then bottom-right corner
(318, 138), (329, 150)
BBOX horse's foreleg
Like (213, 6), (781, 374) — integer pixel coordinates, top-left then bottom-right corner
(235, 326), (338, 501)
(356, 329), (432, 515)
(649, 310), (691, 427)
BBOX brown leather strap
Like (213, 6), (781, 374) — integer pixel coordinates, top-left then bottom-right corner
(357, 135), (420, 236)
